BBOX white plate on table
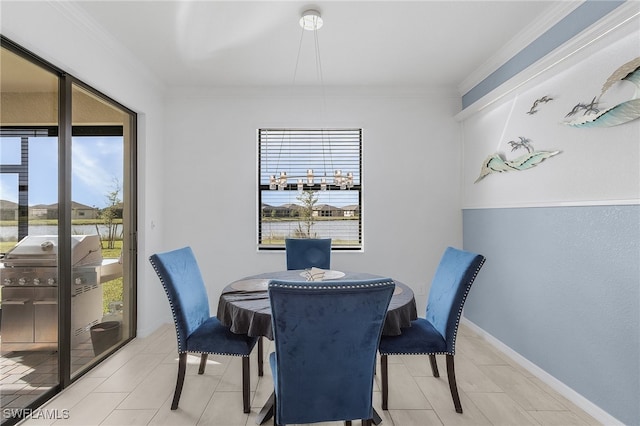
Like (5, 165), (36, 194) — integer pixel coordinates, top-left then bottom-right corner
(299, 269), (346, 281)
(230, 279), (269, 291)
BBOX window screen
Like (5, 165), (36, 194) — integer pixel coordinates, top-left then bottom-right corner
(258, 128), (362, 250)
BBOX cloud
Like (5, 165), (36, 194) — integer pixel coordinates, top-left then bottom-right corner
(0, 175), (18, 202)
(71, 138), (123, 206)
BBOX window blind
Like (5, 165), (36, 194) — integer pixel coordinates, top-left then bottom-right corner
(258, 128), (362, 250)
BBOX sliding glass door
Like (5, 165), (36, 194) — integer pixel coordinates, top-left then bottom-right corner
(69, 83), (136, 377)
(0, 38), (137, 425)
(0, 46), (61, 421)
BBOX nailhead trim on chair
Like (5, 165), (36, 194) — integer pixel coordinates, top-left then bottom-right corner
(149, 257), (247, 358)
(269, 280), (395, 290)
(379, 257), (486, 356)
(181, 350), (250, 357)
(381, 350), (452, 355)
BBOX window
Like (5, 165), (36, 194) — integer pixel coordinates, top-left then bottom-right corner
(258, 128), (362, 250)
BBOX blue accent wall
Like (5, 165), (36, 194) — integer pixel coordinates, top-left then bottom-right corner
(462, 0), (625, 109)
(463, 205), (639, 425)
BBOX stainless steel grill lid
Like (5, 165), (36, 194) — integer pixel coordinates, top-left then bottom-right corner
(2, 235), (102, 267)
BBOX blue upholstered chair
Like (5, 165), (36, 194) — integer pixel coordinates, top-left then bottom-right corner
(285, 238), (331, 270)
(378, 247), (485, 414)
(268, 278), (395, 425)
(149, 247), (260, 412)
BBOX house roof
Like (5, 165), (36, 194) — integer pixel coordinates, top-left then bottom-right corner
(314, 204), (341, 211)
(0, 200), (18, 209)
(5, 201), (99, 210)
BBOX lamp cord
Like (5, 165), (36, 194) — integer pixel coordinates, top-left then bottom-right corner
(273, 16), (335, 187)
(273, 25), (308, 178)
(313, 26), (333, 178)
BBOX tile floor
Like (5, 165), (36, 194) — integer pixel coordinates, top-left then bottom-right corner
(10, 322), (601, 426)
(1, 350), (58, 411)
(1, 336), (100, 413)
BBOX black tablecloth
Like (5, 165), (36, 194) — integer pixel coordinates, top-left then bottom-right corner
(217, 270), (418, 340)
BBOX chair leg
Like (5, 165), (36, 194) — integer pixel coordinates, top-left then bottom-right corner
(171, 353), (187, 410)
(429, 354), (439, 377)
(198, 353), (208, 374)
(380, 354), (388, 410)
(362, 420), (372, 426)
(446, 354), (463, 413)
(345, 421), (352, 426)
(257, 337), (264, 377)
(273, 393), (279, 426)
(242, 356), (251, 413)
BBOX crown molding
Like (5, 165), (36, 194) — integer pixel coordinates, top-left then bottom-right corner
(48, 0), (165, 94)
(458, 1), (583, 96)
(455, 1), (639, 121)
(166, 84), (460, 100)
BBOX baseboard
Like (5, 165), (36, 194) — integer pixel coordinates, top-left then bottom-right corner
(461, 317), (624, 426)
(135, 324), (160, 339)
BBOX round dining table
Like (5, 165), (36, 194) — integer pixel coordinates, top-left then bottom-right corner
(216, 269), (418, 341)
(216, 269), (417, 425)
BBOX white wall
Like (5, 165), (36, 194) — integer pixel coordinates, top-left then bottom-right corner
(162, 87), (464, 313)
(1, 1), (171, 336)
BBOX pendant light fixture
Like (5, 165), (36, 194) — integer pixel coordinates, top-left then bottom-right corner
(267, 9), (353, 192)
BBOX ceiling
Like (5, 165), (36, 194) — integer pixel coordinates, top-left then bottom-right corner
(68, 0), (571, 93)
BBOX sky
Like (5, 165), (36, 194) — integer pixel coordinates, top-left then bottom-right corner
(0, 136), (123, 209)
(0, 134), (358, 209)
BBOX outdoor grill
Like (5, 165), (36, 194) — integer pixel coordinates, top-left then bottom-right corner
(0, 235), (107, 351)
